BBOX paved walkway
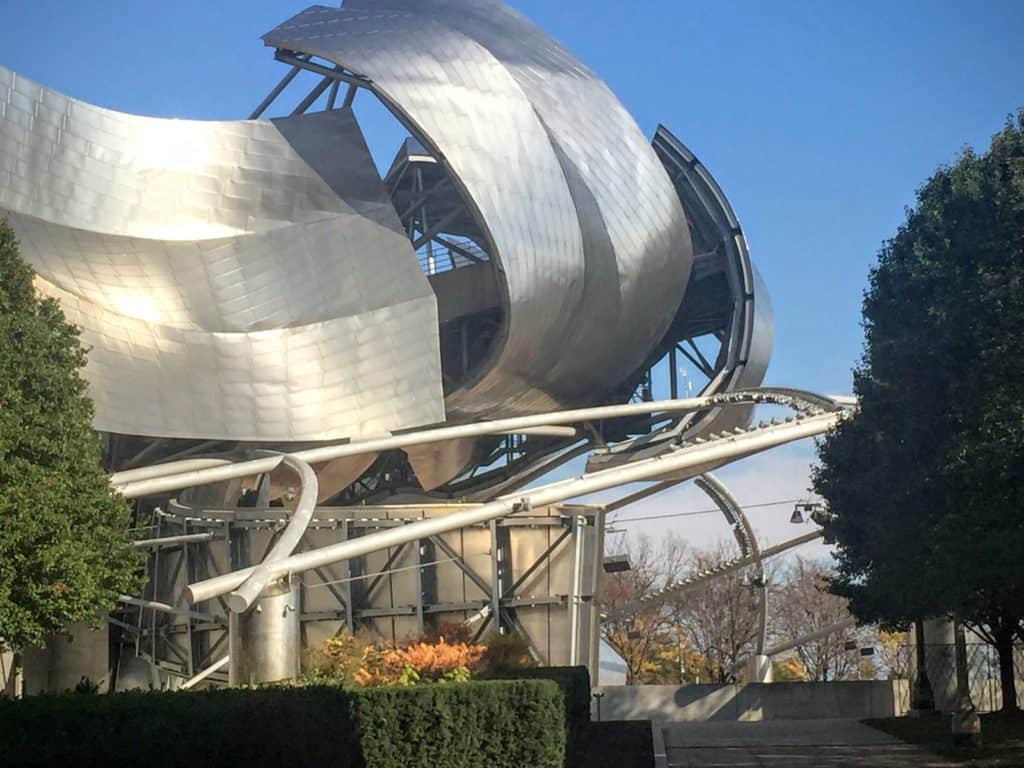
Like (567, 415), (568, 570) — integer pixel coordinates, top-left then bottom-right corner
(660, 719), (956, 767)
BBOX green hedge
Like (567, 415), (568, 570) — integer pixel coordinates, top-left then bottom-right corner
(354, 681), (564, 768)
(499, 666), (590, 767)
(0, 680), (564, 768)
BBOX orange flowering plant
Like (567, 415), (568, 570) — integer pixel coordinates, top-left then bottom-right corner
(355, 636), (486, 687)
(307, 625), (536, 687)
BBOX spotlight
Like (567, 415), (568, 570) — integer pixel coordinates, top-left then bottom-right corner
(603, 555), (632, 574)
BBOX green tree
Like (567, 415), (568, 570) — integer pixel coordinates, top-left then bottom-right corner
(813, 112), (1024, 712)
(0, 219), (141, 654)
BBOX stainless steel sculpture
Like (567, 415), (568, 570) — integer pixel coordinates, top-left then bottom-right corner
(0, 67), (443, 441)
(1, 0), (772, 474)
(2, 0), (803, 690)
(263, 0), (693, 421)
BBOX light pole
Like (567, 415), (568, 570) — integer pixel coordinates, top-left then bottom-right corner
(910, 620), (936, 715)
(951, 620), (981, 747)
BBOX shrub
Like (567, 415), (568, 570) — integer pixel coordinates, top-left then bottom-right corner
(0, 679), (565, 768)
(354, 680), (564, 768)
(308, 633), (487, 688)
(357, 636), (486, 687)
(500, 667), (591, 768)
(0, 686), (359, 768)
(478, 629), (538, 676)
(304, 630), (377, 685)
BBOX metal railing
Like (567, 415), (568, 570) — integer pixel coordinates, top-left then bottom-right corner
(416, 237), (488, 275)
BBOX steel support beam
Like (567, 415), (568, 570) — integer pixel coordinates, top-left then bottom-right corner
(186, 414), (841, 605)
(249, 62), (304, 119)
(115, 389), (842, 498)
(274, 50), (371, 88)
(291, 75), (334, 116)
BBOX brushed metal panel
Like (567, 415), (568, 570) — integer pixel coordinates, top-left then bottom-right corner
(263, 2), (693, 421)
(0, 66), (444, 441)
(345, 0), (693, 404)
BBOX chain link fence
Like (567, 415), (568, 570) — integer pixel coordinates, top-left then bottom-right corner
(892, 643), (1024, 713)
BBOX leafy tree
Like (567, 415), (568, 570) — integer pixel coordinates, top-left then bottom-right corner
(672, 541), (764, 683)
(599, 532), (689, 683)
(813, 112), (1024, 712)
(772, 558), (866, 681)
(0, 219), (141, 653)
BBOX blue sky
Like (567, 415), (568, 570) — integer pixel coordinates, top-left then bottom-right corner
(2, 1), (1021, 554)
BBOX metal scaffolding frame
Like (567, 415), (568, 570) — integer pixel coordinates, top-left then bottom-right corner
(114, 503), (604, 687)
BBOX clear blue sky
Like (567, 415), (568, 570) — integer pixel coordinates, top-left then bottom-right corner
(2, 1), (1022, 550)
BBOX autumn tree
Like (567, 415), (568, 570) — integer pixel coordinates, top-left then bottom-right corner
(0, 219), (141, 655)
(814, 112), (1024, 712)
(672, 541), (765, 683)
(877, 630), (913, 681)
(772, 558), (869, 681)
(599, 532), (690, 683)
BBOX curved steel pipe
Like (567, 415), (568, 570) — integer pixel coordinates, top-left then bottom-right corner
(112, 459), (232, 486)
(186, 412), (841, 605)
(118, 388), (847, 499)
(226, 454), (319, 613)
(695, 473), (768, 654)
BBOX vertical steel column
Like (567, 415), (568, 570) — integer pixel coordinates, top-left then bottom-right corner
(952, 620), (981, 745)
(415, 167), (436, 275)
(489, 520), (503, 633)
(325, 80), (340, 110)
(226, 523), (301, 685)
(584, 509), (603, 675)
(342, 520), (355, 632)
(182, 519), (195, 677)
(911, 620), (935, 712)
(567, 514), (587, 666)
(669, 347), (679, 399)
(414, 540), (426, 636)
(342, 83), (357, 108)
(228, 575), (301, 686)
(150, 517), (159, 664)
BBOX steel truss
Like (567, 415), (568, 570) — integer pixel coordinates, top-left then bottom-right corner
(114, 503), (603, 687)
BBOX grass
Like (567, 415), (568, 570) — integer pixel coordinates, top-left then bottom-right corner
(866, 712), (1024, 767)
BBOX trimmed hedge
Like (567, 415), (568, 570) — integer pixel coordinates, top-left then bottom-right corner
(0, 680), (564, 768)
(500, 666), (590, 767)
(355, 681), (564, 768)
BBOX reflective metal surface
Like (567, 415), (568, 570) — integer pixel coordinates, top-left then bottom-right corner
(2, 2), (773, 488)
(263, 1), (693, 419)
(228, 575), (301, 686)
(0, 66), (443, 441)
(651, 125), (773, 435)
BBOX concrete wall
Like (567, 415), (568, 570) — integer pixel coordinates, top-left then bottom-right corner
(21, 622), (110, 695)
(1, 648), (13, 696)
(594, 680), (910, 723)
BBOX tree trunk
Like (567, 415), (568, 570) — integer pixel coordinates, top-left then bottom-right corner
(995, 628), (1019, 713)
